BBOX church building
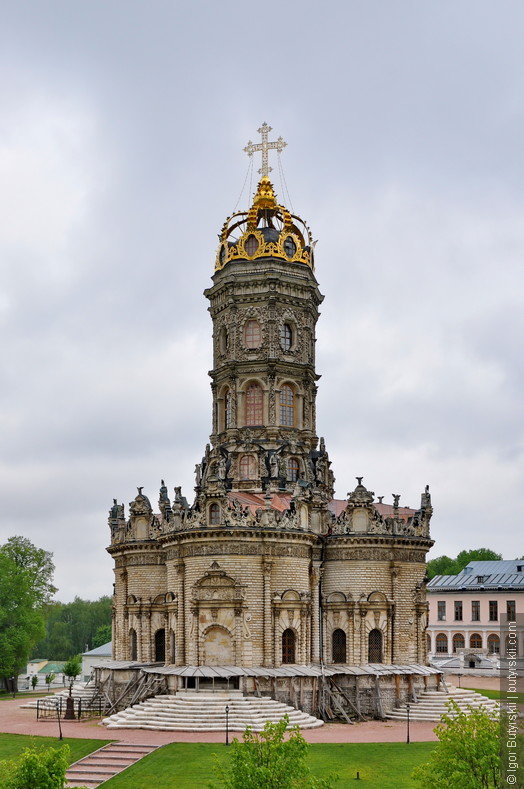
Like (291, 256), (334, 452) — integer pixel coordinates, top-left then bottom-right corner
(104, 126), (436, 716)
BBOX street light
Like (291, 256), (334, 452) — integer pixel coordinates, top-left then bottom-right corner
(225, 705), (230, 746)
(406, 702), (410, 744)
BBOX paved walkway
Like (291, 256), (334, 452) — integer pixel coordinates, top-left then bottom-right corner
(0, 696), (438, 744)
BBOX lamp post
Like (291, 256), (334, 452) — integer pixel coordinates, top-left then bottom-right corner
(225, 704), (229, 746)
(406, 702), (410, 744)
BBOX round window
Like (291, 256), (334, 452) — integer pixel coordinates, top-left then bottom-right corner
(284, 236), (296, 258)
(245, 235), (259, 256)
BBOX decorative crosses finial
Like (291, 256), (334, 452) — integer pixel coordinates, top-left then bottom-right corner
(244, 123), (287, 177)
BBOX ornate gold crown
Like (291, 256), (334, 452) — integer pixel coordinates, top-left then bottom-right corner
(215, 177), (314, 271)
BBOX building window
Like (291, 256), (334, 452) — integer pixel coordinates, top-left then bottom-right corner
(470, 633), (482, 649)
(287, 457), (300, 482)
(507, 600), (516, 621)
(487, 634), (500, 654)
(489, 601), (498, 621)
(435, 633), (448, 654)
(280, 384), (295, 426)
(209, 503), (220, 525)
(155, 628), (166, 662)
(219, 326), (228, 353)
(225, 389), (233, 429)
(239, 454), (256, 480)
(437, 601), (446, 621)
(332, 629), (346, 663)
(245, 234), (258, 256)
(282, 629), (296, 664)
(368, 629), (383, 663)
(471, 600), (480, 621)
(452, 634), (465, 653)
(454, 601), (463, 621)
(280, 323), (292, 351)
(130, 628), (137, 661)
(245, 383), (263, 425)
(283, 236), (296, 258)
(244, 320), (261, 348)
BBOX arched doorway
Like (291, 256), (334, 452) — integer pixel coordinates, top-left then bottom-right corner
(368, 629), (383, 663)
(332, 629), (346, 663)
(282, 628), (296, 664)
(203, 626), (234, 665)
(154, 628), (166, 662)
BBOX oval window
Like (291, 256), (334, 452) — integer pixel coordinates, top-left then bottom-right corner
(219, 244), (226, 264)
(245, 235), (259, 256)
(284, 236), (296, 258)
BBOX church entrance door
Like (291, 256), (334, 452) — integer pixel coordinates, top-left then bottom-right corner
(203, 626), (234, 665)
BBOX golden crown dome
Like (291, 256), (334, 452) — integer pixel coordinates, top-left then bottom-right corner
(215, 177), (314, 271)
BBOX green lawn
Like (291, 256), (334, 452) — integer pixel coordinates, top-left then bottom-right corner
(470, 687), (524, 703)
(101, 741), (436, 789)
(0, 733), (111, 763)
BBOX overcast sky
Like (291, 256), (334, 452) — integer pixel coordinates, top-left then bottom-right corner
(1, 1), (522, 602)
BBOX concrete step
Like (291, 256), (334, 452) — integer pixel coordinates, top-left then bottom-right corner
(386, 687), (499, 722)
(65, 742), (158, 789)
(102, 692), (324, 731)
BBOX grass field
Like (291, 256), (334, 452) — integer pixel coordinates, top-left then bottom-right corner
(471, 687), (524, 703)
(99, 741), (436, 789)
(0, 733), (111, 763)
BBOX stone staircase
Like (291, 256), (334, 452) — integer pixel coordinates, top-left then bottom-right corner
(386, 685), (500, 722)
(102, 690), (324, 731)
(20, 683), (98, 710)
(65, 742), (159, 788)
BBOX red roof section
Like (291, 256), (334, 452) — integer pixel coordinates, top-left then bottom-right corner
(229, 493), (416, 522)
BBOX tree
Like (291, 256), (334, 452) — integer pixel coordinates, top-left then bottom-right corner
(211, 715), (335, 789)
(93, 624), (112, 648)
(63, 655), (82, 695)
(1, 536), (57, 605)
(45, 672), (55, 693)
(0, 552), (46, 684)
(31, 675), (38, 690)
(35, 596), (112, 659)
(0, 743), (89, 789)
(427, 548), (503, 579)
(412, 700), (501, 788)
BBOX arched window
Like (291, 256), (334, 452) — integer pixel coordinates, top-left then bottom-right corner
(470, 633), (482, 649)
(280, 323), (292, 351)
(280, 385), (294, 426)
(239, 454), (256, 480)
(130, 628), (137, 661)
(225, 389), (233, 429)
(452, 634), (465, 653)
(245, 234), (258, 256)
(170, 630), (176, 664)
(487, 634), (500, 654)
(246, 383), (263, 425)
(244, 320), (261, 348)
(283, 236), (296, 258)
(287, 457), (299, 482)
(435, 633), (448, 654)
(505, 635), (519, 656)
(209, 503), (220, 525)
(332, 629), (346, 663)
(282, 628), (296, 664)
(368, 629), (383, 662)
(155, 628), (166, 662)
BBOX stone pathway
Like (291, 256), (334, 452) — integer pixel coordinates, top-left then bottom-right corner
(65, 742), (159, 788)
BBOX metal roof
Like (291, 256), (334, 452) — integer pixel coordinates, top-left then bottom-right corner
(428, 560), (524, 591)
(138, 663), (440, 679)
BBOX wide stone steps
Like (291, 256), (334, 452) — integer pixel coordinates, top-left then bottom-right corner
(102, 691), (324, 731)
(20, 683), (98, 709)
(65, 742), (159, 788)
(386, 686), (499, 722)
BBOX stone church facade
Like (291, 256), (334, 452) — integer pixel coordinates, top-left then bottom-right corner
(107, 171), (434, 677)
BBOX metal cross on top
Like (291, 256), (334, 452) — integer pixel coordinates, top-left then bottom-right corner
(244, 123), (287, 177)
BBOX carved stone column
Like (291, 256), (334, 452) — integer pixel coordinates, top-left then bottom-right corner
(310, 564), (321, 663)
(234, 608), (243, 664)
(188, 607), (199, 665)
(176, 562), (186, 665)
(262, 559), (273, 666)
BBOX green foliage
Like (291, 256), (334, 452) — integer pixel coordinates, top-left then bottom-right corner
(0, 744), (70, 789)
(0, 539), (52, 680)
(62, 656), (81, 681)
(35, 596), (112, 660)
(31, 675), (38, 690)
(427, 548), (503, 579)
(411, 700), (501, 789)
(93, 624), (112, 648)
(210, 715), (335, 789)
(44, 673), (55, 692)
